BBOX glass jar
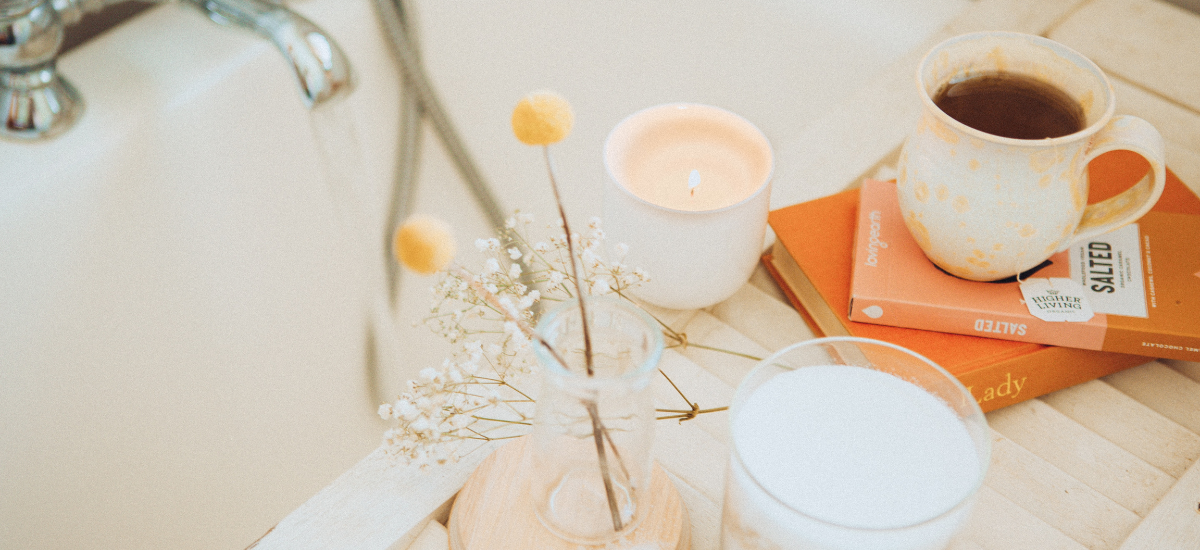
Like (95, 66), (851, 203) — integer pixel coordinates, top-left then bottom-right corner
(530, 297), (664, 544)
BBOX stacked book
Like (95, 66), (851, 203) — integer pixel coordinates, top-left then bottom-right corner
(764, 151), (1200, 412)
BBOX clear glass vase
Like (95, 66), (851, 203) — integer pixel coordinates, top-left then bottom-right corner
(530, 297), (664, 544)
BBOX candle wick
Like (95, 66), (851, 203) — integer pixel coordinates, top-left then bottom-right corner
(688, 169), (701, 197)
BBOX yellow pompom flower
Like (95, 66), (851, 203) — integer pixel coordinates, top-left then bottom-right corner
(393, 215), (456, 275)
(511, 91), (573, 145)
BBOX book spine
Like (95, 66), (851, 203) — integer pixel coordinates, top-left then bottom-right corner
(843, 295), (1151, 411)
(1103, 327), (1200, 362)
(956, 347), (1148, 413)
(848, 297), (1107, 351)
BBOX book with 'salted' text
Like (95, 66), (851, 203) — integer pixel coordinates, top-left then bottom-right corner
(764, 151), (1200, 412)
(849, 179), (1200, 362)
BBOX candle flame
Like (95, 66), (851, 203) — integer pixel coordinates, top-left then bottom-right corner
(688, 169), (700, 197)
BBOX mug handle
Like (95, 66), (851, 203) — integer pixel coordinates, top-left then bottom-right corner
(1072, 115), (1167, 243)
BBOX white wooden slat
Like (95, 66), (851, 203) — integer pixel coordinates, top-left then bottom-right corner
(1118, 458), (1200, 550)
(985, 431), (1141, 549)
(673, 311), (773, 389)
(651, 413), (730, 504)
(1040, 379), (1200, 479)
(650, 339), (739, 549)
(947, 538), (988, 550)
(987, 399), (1175, 516)
(941, 0), (1089, 37)
(1111, 78), (1200, 151)
(709, 283), (816, 355)
(637, 302), (701, 336)
(952, 486), (1089, 550)
(747, 264), (790, 306)
(1050, 0), (1200, 114)
(667, 470), (722, 550)
(650, 425), (727, 550)
(1166, 142), (1200, 193)
(1103, 75), (1200, 188)
(1167, 360), (1200, 385)
(403, 521), (449, 550)
(1104, 362), (1200, 434)
(251, 440), (501, 550)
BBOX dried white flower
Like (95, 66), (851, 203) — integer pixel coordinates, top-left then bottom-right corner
(590, 278), (612, 295)
(396, 401), (418, 421)
(380, 210), (654, 465)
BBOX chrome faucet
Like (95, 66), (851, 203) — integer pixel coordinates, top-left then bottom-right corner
(0, 0), (352, 141)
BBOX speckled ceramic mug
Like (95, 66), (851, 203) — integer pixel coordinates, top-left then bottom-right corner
(897, 32), (1166, 281)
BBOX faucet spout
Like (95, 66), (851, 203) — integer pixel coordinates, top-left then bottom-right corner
(183, 0), (352, 108)
(0, 0), (353, 141)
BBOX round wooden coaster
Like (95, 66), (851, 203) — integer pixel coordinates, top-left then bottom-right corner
(448, 436), (690, 550)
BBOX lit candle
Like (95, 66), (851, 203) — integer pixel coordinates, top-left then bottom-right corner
(603, 103), (773, 310)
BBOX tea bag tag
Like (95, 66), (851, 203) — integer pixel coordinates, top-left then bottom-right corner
(1019, 277), (1095, 322)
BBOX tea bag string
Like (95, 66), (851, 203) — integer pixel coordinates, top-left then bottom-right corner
(1014, 238), (1026, 284)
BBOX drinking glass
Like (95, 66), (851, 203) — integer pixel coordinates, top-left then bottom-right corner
(721, 337), (990, 550)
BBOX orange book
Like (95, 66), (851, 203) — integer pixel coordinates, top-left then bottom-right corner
(763, 152), (1194, 412)
(849, 178), (1200, 362)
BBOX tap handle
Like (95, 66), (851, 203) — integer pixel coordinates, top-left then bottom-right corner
(1, 0), (64, 69)
(1, 0), (83, 140)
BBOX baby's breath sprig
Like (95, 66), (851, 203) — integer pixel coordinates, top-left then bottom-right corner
(386, 210), (746, 466)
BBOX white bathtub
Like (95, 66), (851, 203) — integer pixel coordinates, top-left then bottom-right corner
(0, 1), (402, 548)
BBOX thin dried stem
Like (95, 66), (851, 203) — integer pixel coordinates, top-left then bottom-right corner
(542, 145), (622, 532)
(542, 146), (595, 375)
(659, 369), (693, 408)
(471, 416), (533, 426)
(656, 406), (729, 422)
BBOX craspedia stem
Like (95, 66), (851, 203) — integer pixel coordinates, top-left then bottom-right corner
(542, 146), (595, 375)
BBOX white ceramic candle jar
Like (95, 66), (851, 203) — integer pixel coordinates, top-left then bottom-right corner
(603, 103), (773, 310)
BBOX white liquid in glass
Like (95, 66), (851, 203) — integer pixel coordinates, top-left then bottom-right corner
(724, 365), (982, 550)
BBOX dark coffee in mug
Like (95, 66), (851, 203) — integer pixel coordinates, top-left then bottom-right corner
(933, 72), (1086, 140)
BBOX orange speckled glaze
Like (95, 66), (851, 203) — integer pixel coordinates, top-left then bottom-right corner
(896, 32), (1166, 281)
